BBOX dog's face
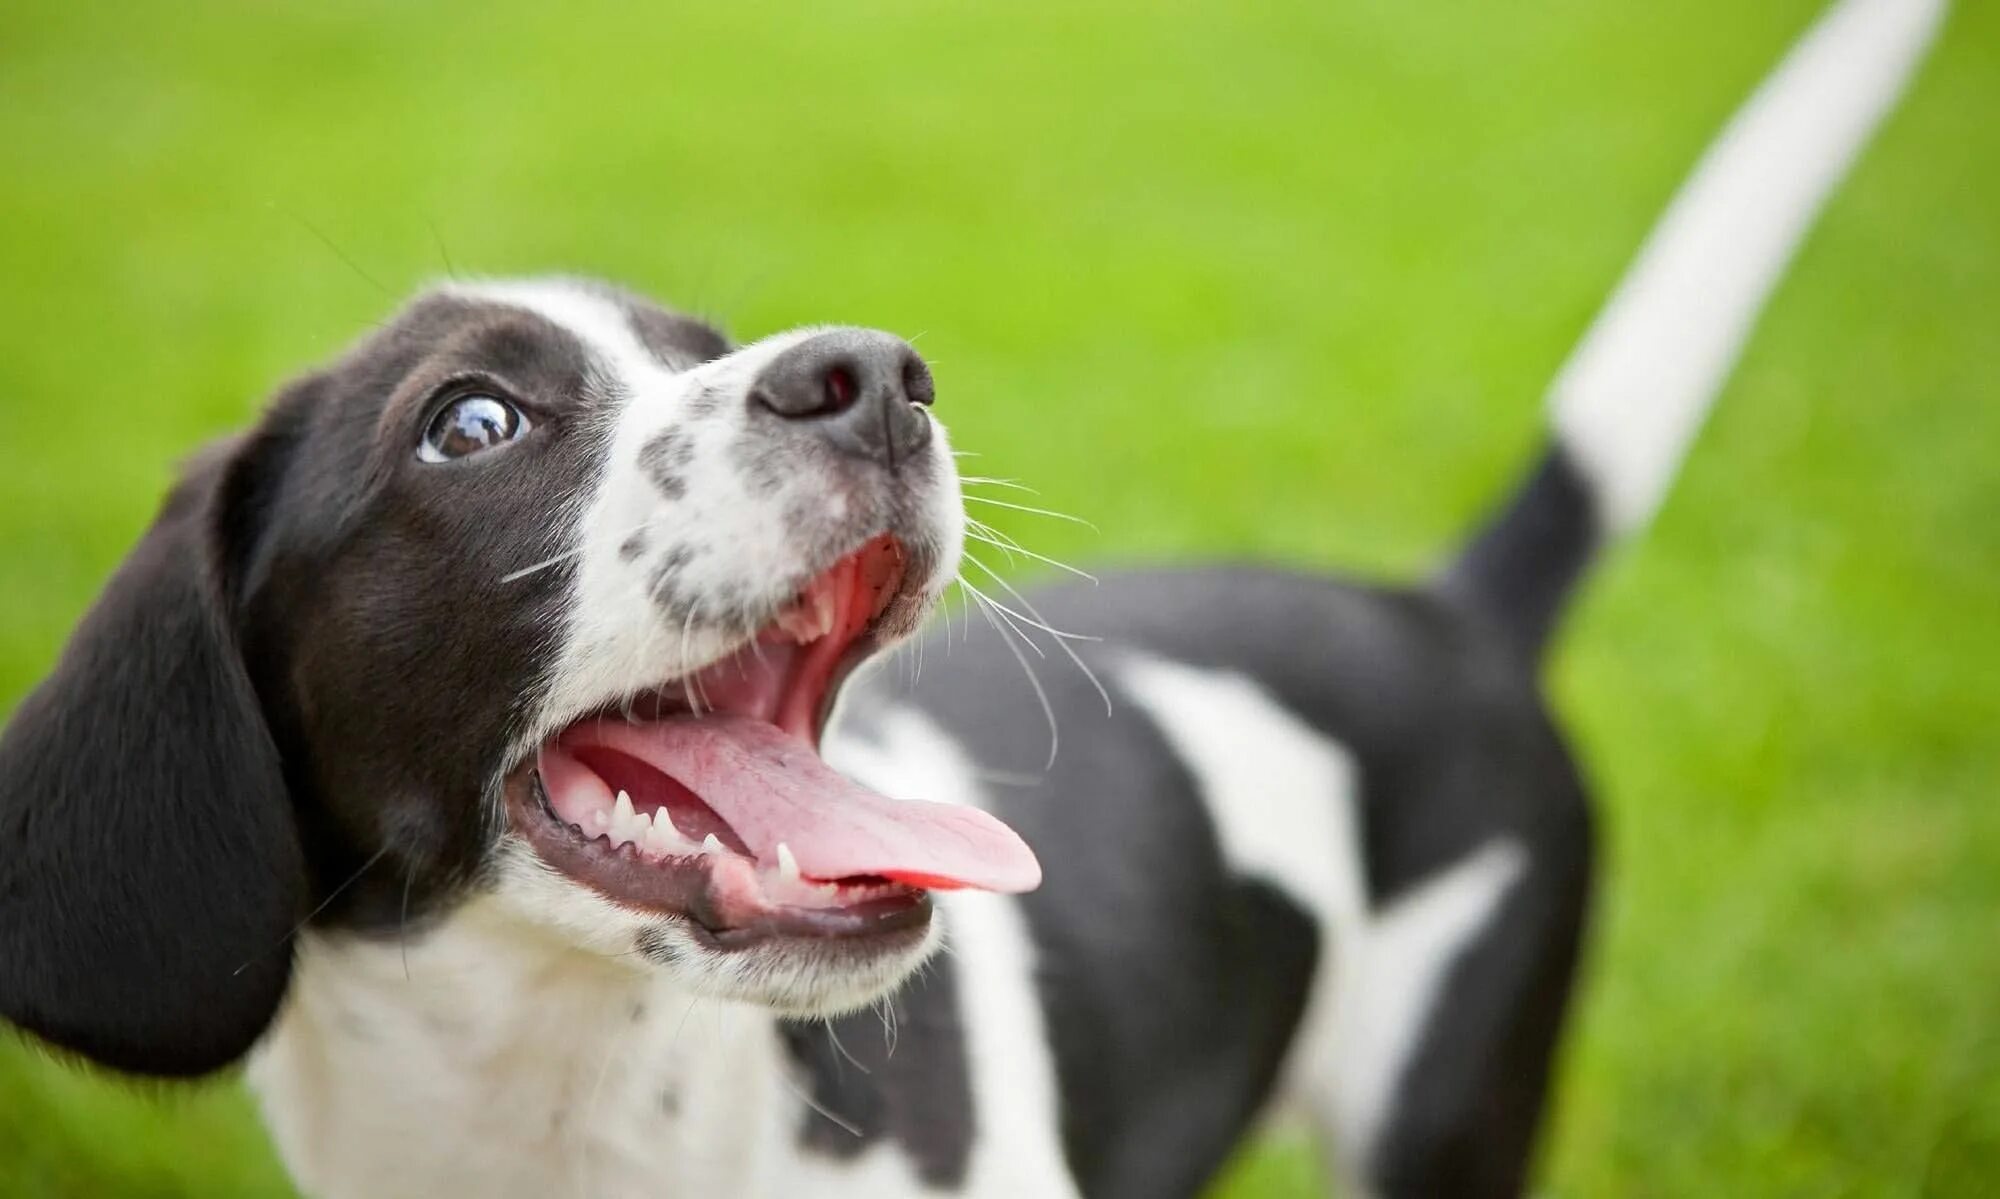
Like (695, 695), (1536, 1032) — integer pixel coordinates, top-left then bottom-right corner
(0, 279), (1037, 1077)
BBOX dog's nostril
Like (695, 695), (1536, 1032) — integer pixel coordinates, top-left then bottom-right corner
(901, 353), (935, 407)
(823, 364), (858, 413)
(753, 349), (872, 421)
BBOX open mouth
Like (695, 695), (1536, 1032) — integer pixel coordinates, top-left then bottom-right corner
(510, 534), (1041, 948)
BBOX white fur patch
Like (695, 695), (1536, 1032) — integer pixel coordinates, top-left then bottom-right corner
(1326, 840), (1526, 1165)
(252, 908), (791, 1199)
(1114, 654), (1366, 929)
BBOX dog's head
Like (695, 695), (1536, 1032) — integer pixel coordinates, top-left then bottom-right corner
(0, 278), (1039, 1077)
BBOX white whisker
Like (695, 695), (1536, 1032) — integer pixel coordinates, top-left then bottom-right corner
(966, 521), (1097, 583)
(870, 994), (901, 1058)
(779, 1067), (862, 1138)
(963, 552), (1114, 718)
(499, 544), (589, 585)
(963, 515), (1020, 547)
(960, 579), (1060, 768)
(961, 494), (1097, 530)
(679, 609), (705, 716)
(966, 528), (1020, 568)
(958, 578), (1047, 658)
(958, 475), (1038, 495)
(500, 515), (656, 585)
(956, 568), (1097, 645)
(825, 1022), (871, 1076)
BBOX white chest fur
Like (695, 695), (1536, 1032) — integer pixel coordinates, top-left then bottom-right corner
(251, 904), (793, 1199)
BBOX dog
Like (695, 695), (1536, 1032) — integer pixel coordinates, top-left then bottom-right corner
(0, 1), (1939, 1195)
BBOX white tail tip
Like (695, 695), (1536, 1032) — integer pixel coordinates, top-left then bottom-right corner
(1551, 0), (1946, 535)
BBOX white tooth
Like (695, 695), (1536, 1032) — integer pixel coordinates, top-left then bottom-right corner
(777, 603), (814, 643)
(776, 842), (801, 882)
(702, 834), (725, 856)
(611, 792), (638, 846)
(654, 807), (683, 843)
(643, 820), (673, 858)
(591, 810), (609, 831)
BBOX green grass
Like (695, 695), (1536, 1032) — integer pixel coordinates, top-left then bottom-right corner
(2, 1), (1995, 1194)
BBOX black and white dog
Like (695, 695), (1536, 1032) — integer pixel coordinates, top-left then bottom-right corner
(0, 2), (1938, 1196)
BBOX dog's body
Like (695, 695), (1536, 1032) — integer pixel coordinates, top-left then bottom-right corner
(0, 3), (1939, 1197)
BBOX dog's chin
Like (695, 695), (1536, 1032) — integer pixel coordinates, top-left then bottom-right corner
(638, 896), (945, 1018)
(489, 833), (945, 1017)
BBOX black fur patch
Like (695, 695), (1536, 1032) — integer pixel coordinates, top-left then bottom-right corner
(1438, 444), (1599, 662)
(646, 545), (699, 613)
(685, 384), (727, 418)
(780, 954), (974, 1189)
(618, 297), (732, 370)
(635, 926), (682, 966)
(733, 433), (797, 497)
(640, 429), (696, 500)
(0, 461), (303, 1076)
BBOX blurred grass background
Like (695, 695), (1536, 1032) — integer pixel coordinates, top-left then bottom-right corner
(1, 0), (1995, 1194)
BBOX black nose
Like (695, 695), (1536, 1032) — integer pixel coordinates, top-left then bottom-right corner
(750, 329), (935, 469)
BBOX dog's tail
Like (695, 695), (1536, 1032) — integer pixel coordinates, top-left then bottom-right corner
(1437, 0), (1945, 660)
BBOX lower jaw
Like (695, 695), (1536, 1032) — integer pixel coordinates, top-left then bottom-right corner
(507, 768), (934, 951)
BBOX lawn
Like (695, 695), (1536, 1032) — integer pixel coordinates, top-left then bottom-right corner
(2, 0), (1996, 1194)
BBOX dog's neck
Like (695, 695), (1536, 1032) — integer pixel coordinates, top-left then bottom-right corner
(250, 900), (794, 1199)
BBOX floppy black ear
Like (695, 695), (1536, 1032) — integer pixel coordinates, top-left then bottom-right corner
(0, 444), (305, 1077)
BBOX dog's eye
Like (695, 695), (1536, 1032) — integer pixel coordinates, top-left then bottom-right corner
(419, 395), (529, 462)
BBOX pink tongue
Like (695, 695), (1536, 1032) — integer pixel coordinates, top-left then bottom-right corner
(563, 716), (1042, 895)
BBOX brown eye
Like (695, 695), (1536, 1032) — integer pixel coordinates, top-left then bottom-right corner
(419, 394), (528, 462)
